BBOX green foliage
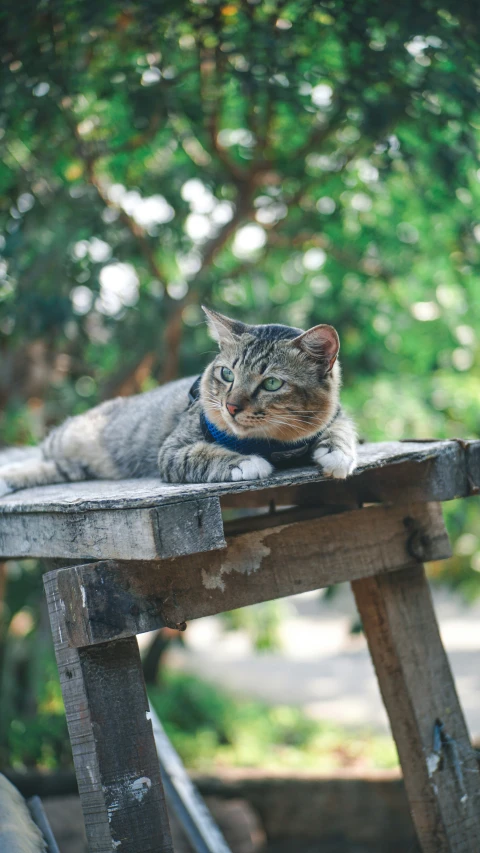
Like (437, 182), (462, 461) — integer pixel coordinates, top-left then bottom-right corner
(433, 497), (480, 601)
(150, 669), (399, 771)
(0, 601), (69, 770)
(7, 712), (70, 772)
(221, 600), (288, 651)
(1, 646), (399, 773)
(0, 560), (69, 771)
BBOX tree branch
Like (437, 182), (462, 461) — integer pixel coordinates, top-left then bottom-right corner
(160, 180), (257, 383)
(109, 110), (163, 154)
(83, 161), (170, 283)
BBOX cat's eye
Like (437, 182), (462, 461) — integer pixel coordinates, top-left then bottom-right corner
(262, 377), (284, 392)
(221, 366), (234, 383)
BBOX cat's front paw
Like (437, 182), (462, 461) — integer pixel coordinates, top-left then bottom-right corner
(0, 478), (14, 497)
(313, 446), (357, 479)
(230, 455), (274, 482)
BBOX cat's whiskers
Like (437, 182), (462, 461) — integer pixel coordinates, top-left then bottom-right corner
(266, 414), (323, 438)
(256, 420), (289, 442)
(253, 422), (271, 441)
(267, 415), (310, 428)
(273, 418), (319, 429)
(286, 415), (322, 426)
(282, 411), (325, 424)
(284, 410), (324, 420)
(285, 407), (326, 414)
(202, 394), (223, 411)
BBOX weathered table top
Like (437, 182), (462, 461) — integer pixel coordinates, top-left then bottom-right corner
(0, 439), (478, 513)
(0, 440), (478, 561)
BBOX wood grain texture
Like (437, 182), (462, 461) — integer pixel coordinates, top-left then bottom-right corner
(352, 566), (480, 853)
(53, 502), (451, 647)
(0, 497), (225, 560)
(0, 440), (478, 514)
(221, 439), (480, 509)
(44, 569), (173, 853)
(0, 440), (476, 561)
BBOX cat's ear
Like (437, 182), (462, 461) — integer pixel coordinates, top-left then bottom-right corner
(292, 324), (340, 372)
(202, 306), (247, 345)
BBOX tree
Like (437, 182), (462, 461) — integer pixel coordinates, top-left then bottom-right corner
(1, 0), (479, 447)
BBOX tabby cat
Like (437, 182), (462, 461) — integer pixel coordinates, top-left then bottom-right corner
(0, 308), (357, 494)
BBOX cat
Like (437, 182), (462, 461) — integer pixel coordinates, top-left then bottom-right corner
(0, 308), (357, 495)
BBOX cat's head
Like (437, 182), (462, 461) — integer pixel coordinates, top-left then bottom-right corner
(200, 307), (341, 442)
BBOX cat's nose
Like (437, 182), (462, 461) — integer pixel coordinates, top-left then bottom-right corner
(226, 402), (242, 417)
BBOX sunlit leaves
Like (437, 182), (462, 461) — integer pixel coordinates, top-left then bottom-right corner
(0, 0), (479, 456)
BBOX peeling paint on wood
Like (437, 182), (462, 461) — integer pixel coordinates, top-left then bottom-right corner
(201, 528), (273, 591)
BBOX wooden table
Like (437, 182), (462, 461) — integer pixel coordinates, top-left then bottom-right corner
(1, 440), (479, 853)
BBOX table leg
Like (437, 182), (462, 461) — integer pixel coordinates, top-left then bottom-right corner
(352, 564), (480, 853)
(44, 569), (173, 853)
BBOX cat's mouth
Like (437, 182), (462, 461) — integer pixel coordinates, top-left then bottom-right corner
(222, 408), (262, 435)
(223, 413), (254, 434)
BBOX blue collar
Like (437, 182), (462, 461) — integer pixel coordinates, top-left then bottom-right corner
(189, 376), (338, 468)
(200, 411), (318, 466)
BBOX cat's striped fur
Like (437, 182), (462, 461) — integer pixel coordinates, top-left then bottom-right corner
(0, 308), (357, 494)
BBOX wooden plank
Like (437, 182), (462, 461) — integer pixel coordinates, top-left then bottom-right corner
(352, 566), (480, 853)
(221, 441), (479, 509)
(52, 502), (451, 647)
(0, 497), (225, 560)
(0, 440), (478, 515)
(150, 705), (232, 853)
(222, 503), (354, 537)
(44, 570), (173, 853)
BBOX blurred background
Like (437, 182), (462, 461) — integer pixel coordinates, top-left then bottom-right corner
(1, 1), (480, 846)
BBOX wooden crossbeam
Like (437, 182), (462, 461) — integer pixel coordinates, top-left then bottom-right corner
(50, 501), (451, 648)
